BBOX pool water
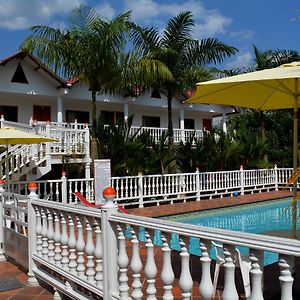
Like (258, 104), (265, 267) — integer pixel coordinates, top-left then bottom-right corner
(162, 198), (298, 265)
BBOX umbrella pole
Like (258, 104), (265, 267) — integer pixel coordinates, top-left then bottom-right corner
(292, 84), (299, 238)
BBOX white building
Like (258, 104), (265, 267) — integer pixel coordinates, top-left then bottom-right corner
(0, 50), (234, 133)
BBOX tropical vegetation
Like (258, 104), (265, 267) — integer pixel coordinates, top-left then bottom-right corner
(131, 11), (237, 145)
(20, 4), (299, 176)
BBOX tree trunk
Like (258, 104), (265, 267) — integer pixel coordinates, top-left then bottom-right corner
(91, 90), (98, 175)
(167, 95), (174, 147)
(260, 111), (268, 162)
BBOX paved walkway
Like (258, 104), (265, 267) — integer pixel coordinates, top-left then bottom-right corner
(0, 260), (53, 300)
(0, 190), (294, 299)
(129, 190), (292, 217)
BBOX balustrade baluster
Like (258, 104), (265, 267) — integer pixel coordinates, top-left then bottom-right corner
(41, 208), (49, 259)
(68, 214), (77, 275)
(35, 207), (42, 256)
(125, 178), (129, 198)
(222, 245), (238, 300)
(117, 225), (129, 299)
(76, 216), (86, 279)
(47, 210), (55, 264)
(130, 227), (143, 300)
(179, 236), (193, 300)
(199, 240), (214, 300)
(85, 218), (95, 284)
(278, 255), (294, 300)
(120, 179), (124, 198)
(144, 230), (157, 300)
(94, 219), (103, 288)
(90, 181), (95, 202)
(130, 178), (133, 197)
(80, 181), (84, 198)
(55, 183), (59, 202)
(152, 177), (155, 195)
(53, 210), (62, 266)
(161, 233), (175, 300)
(68, 182), (73, 203)
(249, 252), (264, 300)
(60, 212), (69, 270)
(147, 177), (151, 195)
(49, 182), (53, 201)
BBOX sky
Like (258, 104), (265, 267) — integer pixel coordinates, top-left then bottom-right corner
(0, 0), (300, 70)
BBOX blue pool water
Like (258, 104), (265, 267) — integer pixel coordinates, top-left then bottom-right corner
(163, 198), (298, 265)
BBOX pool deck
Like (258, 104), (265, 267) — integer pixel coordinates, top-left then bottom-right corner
(0, 190), (295, 299)
(128, 190), (292, 217)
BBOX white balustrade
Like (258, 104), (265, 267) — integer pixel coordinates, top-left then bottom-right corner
(0, 183), (299, 299)
(7, 167), (295, 209)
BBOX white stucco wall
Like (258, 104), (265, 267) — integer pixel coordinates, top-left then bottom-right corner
(0, 52), (235, 129)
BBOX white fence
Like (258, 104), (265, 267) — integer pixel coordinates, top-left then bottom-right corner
(0, 185), (298, 299)
(8, 166), (294, 208)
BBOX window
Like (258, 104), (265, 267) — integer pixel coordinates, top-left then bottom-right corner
(11, 63), (29, 84)
(151, 89), (161, 98)
(0, 105), (18, 122)
(33, 105), (51, 122)
(101, 111), (124, 125)
(66, 110), (89, 123)
(203, 118), (212, 131)
(184, 118), (195, 129)
(142, 116), (160, 127)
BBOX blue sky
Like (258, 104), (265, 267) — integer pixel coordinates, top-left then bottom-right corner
(0, 0), (299, 70)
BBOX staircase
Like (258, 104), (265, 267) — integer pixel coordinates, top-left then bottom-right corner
(0, 119), (91, 182)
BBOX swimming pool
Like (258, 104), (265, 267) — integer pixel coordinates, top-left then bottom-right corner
(163, 198), (298, 265)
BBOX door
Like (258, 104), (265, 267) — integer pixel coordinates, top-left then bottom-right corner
(33, 105), (51, 122)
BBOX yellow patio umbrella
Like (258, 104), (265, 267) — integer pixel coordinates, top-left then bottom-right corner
(0, 127), (57, 145)
(185, 62), (300, 237)
(0, 127), (57, 192)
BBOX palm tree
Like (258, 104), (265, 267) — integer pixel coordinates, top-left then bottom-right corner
(21, 5), (132, 162)
(131, 11), (237, 145)
(21, 5), (173, 164)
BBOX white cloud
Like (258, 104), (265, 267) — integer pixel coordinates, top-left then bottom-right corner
(194, 12), (232, 38)
(230, 30), (254, 40)
(0, 0), (85, 30)
(225, 52), (253, 69)
(95, 3), (115, 20)
(124, 0), (232, 38)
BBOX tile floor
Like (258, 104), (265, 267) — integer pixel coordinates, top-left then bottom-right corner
(0, 259), (54, 300)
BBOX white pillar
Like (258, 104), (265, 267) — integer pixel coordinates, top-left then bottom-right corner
(222, 112), (227, 133)
(101, 187), (118, 300)
(124, 103), (129, 123)
(180, 109), (185, 143)
(27, 182), (39, 286)
(0, 180), (6, 261)
(57, 96), (63, 123)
